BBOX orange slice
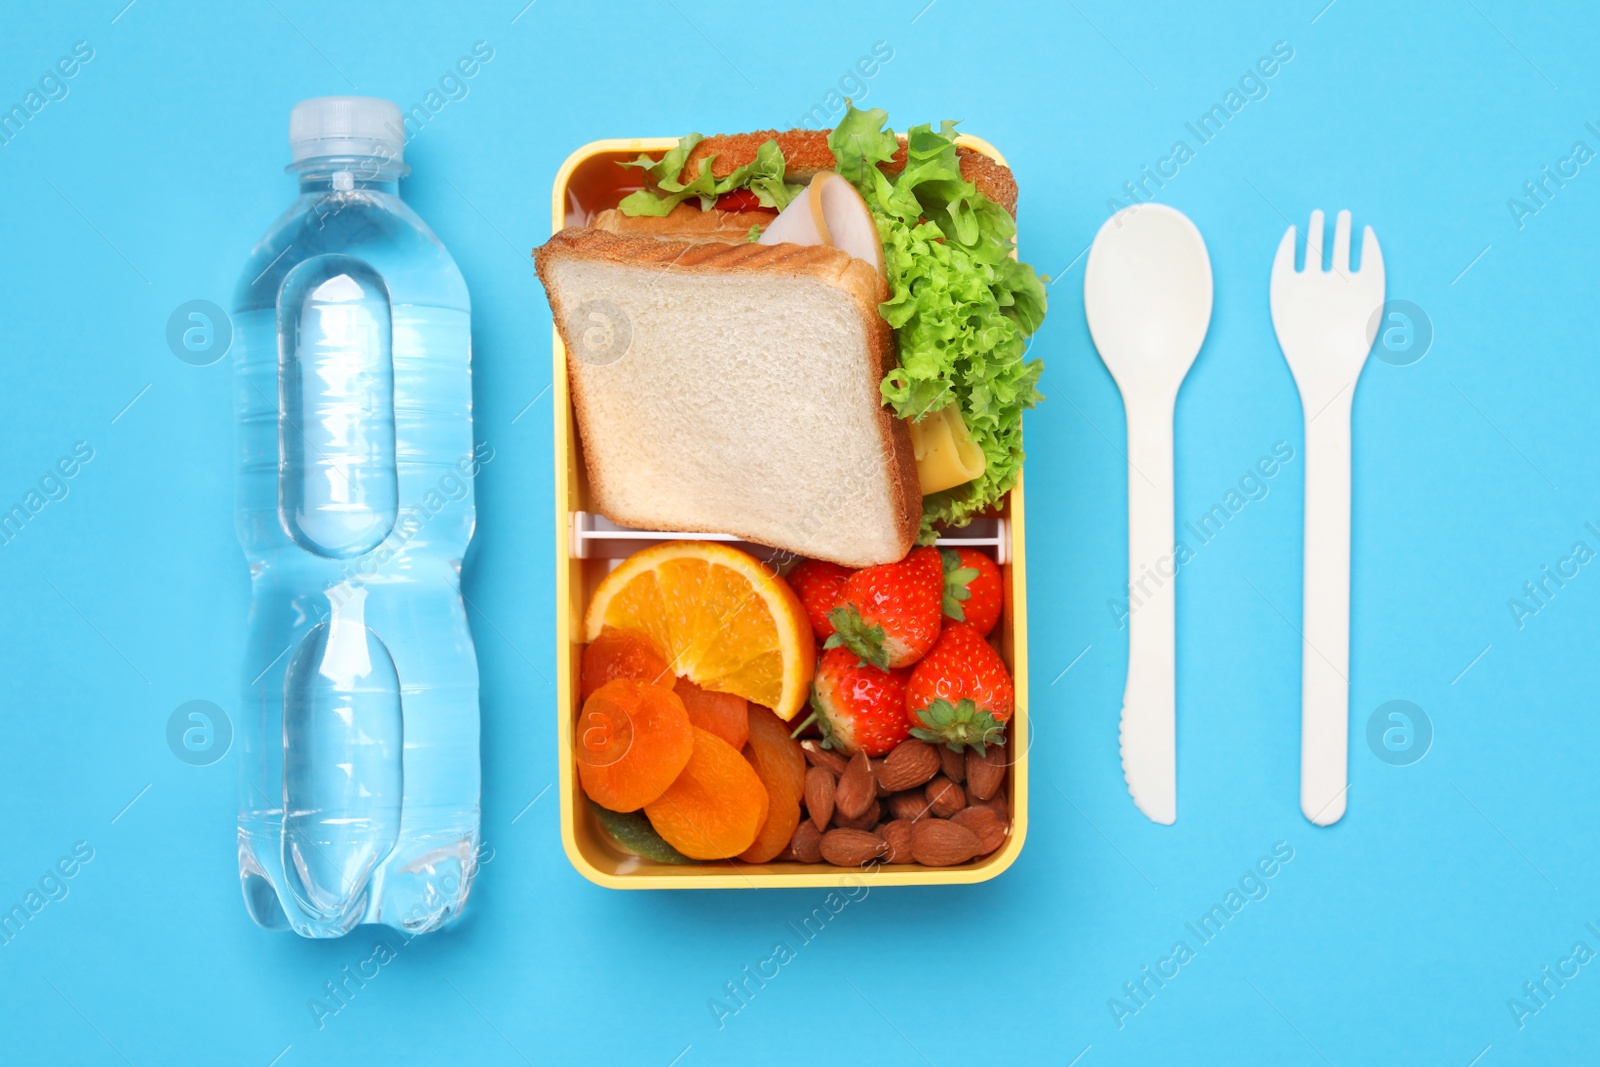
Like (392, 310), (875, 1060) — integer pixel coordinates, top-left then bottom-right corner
(584, 542), (815, 720)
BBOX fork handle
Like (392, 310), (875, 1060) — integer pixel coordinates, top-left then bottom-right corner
(1300, 390), (1354, 825)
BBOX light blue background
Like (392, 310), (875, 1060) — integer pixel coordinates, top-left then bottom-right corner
(1, 1), (1596, 1064)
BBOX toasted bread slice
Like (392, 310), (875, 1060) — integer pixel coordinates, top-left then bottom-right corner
(680, 129), (1018, 217)
(536, 228), (920, 568)
(591, 203), (776, 243)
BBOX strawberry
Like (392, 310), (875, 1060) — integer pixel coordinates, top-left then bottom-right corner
(792, 646), (911, 757)
(787, 559), (853, 640)
(825, 546), (943, 669)
(940, 547), (1003, 637)
(904, 622), (1014, 753)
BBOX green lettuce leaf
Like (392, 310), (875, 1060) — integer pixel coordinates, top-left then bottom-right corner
(827, 105), (899, 187)
(831, 103), (1047, 540)
(741, 139), (801, 209)
(618, 134), (804, 216)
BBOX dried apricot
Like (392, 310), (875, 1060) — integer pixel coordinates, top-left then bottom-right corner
(674, 677), (749, 750)
(739, 704), (807, 863)
(581, 627), (672, 699)
(575, 679), (693, 812)
(645, 727), (769, 860)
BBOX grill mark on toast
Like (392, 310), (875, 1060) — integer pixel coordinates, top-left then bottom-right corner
(540, 227), (870, 287)
(592, 204), (778, 243)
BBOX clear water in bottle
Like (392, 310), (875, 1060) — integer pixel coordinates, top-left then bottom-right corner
(233, 97), (481, 937)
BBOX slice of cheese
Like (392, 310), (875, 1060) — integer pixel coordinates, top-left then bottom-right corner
(909, 405), (986, 495)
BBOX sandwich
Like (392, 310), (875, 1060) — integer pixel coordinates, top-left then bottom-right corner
(535, 105), (1046, 568)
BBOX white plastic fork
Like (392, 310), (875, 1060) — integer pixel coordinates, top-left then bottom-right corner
(1269, 210), (1384, 827)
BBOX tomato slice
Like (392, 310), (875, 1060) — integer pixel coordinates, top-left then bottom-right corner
(715, 189), (764, 212)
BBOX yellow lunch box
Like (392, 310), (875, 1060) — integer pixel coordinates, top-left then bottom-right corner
(549, 135), (1031, 889)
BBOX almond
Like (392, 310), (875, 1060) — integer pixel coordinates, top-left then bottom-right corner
(881, 819), (914, 863)
(805, 766), (835, 832)
(801, 740), (848, 776)
(951, 806), (1008, 855)
(833, 798), (880, 830)
(786, 820), (822, 863)
(888, 790), (932, 822)
(939, 744), (966, 783)
(820, 828), (887, 867)
(925, 776), (966, 817)
(835, 751), (876, 820)
(877, 739), (940, 792)
(966, 744), (1007, 801)
(967, 793), (1008, 816)
(911, 819), (981, 866)
(869, 757), (892, 797)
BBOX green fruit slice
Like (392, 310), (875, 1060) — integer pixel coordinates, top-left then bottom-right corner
(591, 802), (699, 865)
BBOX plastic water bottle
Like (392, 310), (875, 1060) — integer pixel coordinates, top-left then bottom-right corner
(233, 97), (481, 937)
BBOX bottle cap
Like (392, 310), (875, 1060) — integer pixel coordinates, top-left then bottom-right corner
(289, 96), (405, 165)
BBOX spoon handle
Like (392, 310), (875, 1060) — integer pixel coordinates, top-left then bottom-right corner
(1300, 390), (1354, 825)
(1120, 396), (1178, 825)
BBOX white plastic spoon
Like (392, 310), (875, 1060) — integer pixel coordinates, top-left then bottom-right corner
(1084, 204), (1214, 825)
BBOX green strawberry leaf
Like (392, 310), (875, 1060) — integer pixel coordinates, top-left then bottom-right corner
(789, 707), (821, 741)
(793, 693), (845, 751)
(939, 548), (979, 620)
(824, 604), (890, 671)
(814, 705), (841, 751)
(909, 698), (1007, 754)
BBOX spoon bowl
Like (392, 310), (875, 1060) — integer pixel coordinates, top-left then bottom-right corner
(1085, 204), (1214, 401)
